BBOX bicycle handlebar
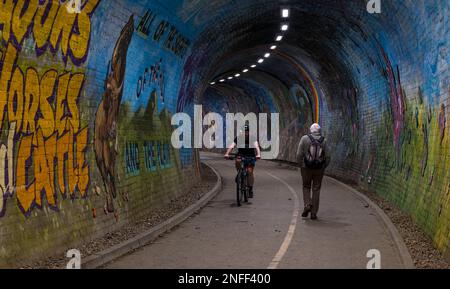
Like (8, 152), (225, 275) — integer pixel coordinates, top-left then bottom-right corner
(225, 154), (259, 161)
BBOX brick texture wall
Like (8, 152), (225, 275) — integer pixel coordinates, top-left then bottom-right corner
(199, 1), (450, 260)
(0, 0), (448, 266)
(0, 0), (199, 267)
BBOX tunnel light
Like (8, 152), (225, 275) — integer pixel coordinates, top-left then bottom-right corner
(275, 34), (283, 41)
(282, 8), (290, 18)
(264, 53), (270, 58)
(258, 58), (264, 64)
(235, 73), (241, 77)
(243, 68), (249, 73)
(219, 79), (225, 82)
(281, 24), (289, 31)
(270, 45), (277, 50)
(228, 76), (233, 80)
(251, 64), (257, 68)
(210, 82), (216, 85)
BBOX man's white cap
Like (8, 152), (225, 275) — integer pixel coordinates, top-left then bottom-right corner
(310, 123), (321, 134)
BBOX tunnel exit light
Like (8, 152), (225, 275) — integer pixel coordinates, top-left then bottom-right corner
(282, 8), (290, 18)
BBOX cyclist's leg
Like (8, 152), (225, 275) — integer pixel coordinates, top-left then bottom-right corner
(249, 158), (257, 185)
(247, 166), (254, 186)
(246, 160), (256, 197)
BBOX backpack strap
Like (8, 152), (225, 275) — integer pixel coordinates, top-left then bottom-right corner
(308, 134), (324, 144)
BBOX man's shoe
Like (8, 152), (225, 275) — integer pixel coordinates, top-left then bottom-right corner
(301, 206), (312, 218)
(248, 187), (254, 198)
(311, 213), (317, 220)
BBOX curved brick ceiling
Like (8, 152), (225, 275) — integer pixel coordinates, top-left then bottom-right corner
(176, 0), (449, 257)
(177, 0), (407, 111)
(0, 0), (447, 266)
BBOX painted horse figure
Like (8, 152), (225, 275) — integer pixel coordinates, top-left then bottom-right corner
(94, 16), (134, 213)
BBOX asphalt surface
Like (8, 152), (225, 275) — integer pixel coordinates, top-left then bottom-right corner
(106, 152), (404, 269)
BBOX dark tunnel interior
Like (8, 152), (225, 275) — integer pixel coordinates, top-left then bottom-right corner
(0, 0), (448, 267)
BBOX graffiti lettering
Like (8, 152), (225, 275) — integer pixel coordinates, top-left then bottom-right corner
(0, 122), (15, 216)
(125, 142), (140, 175)
(163, 24), (190, 57)
(136, 10), (190, 58)
(0, 0), (99, 217)
(15, 126), (89, 213)
(160, 142), (171, 169)
(143, 141), (157, 172)
(127, 140), (173, 175)
(153, 20), (169, 42)
(0, 0), (99, 63)
(0, 44), (85, 134)
(136, 59), (165, 103)
(0, 42), (89, 216)
(136, 9), (156, 37)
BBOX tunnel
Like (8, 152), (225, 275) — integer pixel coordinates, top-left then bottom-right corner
(0, 0), (448, 268)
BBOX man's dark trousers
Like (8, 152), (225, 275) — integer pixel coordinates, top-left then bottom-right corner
(301, 167), (325, 214)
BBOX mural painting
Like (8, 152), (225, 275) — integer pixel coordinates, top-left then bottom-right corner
(0, 0), (99, 217)
(94, 15), (134, 213)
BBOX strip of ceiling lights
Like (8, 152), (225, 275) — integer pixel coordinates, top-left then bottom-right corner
(210, 7), (290, 86)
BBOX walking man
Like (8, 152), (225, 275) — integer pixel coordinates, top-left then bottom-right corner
(296, 123), (330, 220)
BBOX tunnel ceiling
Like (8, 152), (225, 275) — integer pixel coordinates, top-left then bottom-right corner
(175, 0), (416, 112)
(0, 0), (448, 266)
(176, 1), (449, 259)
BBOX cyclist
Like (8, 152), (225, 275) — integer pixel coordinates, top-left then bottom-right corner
(224, 125), (261, 198)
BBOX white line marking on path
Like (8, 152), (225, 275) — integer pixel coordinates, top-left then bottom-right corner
(266, 171), (300, 269)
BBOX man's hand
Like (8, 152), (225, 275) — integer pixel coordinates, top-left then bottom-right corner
(256, 155), (261, 160)
(224, 154), (230, 159)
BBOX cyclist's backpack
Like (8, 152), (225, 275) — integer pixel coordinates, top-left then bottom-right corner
(304, 134), (325, 169)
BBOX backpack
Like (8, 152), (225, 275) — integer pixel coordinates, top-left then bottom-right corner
(304, 134), (325, 169)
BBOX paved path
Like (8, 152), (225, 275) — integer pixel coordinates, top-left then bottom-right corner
(106, 153), (405, 269)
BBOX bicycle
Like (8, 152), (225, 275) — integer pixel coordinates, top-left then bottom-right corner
(226, 154), (257, 207)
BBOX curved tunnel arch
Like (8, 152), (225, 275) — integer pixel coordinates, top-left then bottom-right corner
(0, 0), (447, 266)
(175, 0), (449, 255)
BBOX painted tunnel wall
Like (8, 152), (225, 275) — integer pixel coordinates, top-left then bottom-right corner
(0, 0), (202, 266)
(310, 1), (450, 258)
(333, 1), (450, 256)
(198, 1), (449, 259)
(0, 0), (448, 266)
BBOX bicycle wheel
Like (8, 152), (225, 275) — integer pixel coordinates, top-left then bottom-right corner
(242, 171), (248, 203)
(236, 170), (242, 207)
